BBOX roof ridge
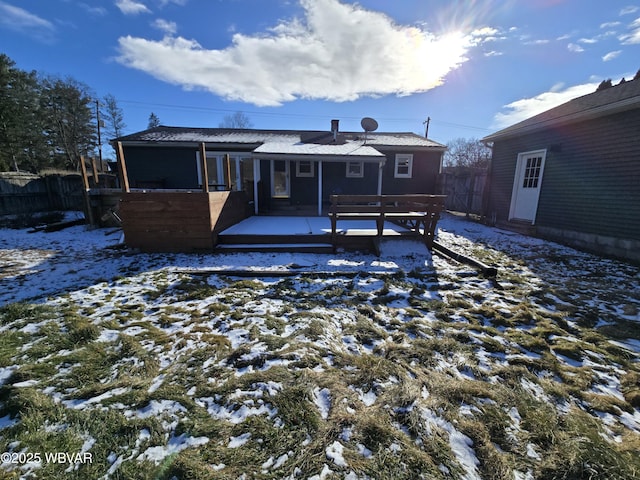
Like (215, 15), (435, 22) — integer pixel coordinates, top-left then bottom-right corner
(484, 77), (640, 141)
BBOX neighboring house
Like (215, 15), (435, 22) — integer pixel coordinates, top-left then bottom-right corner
(483, 78), (640, 263)
(112, 120), (445, 216)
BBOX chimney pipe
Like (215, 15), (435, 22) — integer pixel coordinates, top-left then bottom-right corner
(331, 119), (339, 141)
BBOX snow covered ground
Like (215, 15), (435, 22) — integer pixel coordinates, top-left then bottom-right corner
(0, 212), (638, 479)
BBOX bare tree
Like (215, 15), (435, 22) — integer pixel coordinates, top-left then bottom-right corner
(443, 137), (491, 169)
(218, 111), (253, 129)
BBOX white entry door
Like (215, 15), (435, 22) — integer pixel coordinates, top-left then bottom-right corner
(509, 150), (547, 223)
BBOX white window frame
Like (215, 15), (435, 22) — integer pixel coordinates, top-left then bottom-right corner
(196, 152), (244, 191)
(394, 154), (413, 178)
(296, 160), (314, 177)
(346, 161), (364, 178)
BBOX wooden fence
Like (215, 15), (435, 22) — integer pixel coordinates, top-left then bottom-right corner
(0, 172), (87, 216)
(0, 171), (120, 218)
(438, 168), (488, 216)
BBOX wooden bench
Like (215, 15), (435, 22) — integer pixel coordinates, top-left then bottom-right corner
(329, 194), (446, 249)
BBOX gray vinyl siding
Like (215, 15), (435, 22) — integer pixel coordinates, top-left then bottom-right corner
(380, 150), (442, 195)
(319, 162), (378, 201)
(489, 108), (640, 241)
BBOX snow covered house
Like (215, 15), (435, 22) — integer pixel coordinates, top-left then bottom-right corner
(482, 77), (640, 263)
(111, 121), (446, 252)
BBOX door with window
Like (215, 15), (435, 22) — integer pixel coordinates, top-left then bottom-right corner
(509, 150), (546, 223)
(271, 160), (290, 198)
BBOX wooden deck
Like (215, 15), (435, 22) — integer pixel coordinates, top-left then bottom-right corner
(119, 190), (249, 252)
(215, 216), (419, 254)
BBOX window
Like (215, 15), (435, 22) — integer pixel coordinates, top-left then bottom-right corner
(196, 152), (245, 191)
(394, 154), (413, 178)
(296, 160), (314, 177)
(522, 156), (543, 188)
(346, 161), (364, 178)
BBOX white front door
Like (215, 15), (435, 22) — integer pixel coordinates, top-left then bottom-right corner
(509, 150), (547, 223)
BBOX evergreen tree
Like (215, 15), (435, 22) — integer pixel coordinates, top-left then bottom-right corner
(596, 79), (613, 91)
(147, 112), (160, 129)
(0, 55), (45, 172)
(39, 76), (97, 170)
(101, 94), (126, 139)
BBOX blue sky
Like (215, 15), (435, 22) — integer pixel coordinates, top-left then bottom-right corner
(1, 0), (639, 145)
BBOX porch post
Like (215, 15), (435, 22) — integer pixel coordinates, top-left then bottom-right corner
(253, 159), (261, 215)
(377, 159), (384, 195)
(199, 143), (209, 193)
(317, 160), (323, 216)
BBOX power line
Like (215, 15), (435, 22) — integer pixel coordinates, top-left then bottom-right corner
(118, 99), (491, 133)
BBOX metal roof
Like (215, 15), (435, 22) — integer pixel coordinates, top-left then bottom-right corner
(483, 78), (640, 142)
(252, 141), (386, 162)
(113, 126), (445, 149)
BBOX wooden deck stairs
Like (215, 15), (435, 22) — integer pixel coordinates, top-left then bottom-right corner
(215, 233), (334, 254)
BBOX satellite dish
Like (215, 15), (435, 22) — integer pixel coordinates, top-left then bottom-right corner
(361, 117), (379, 132)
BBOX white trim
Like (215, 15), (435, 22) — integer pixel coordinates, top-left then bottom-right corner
(253, 159), (261, 214)
(295, 160), (315, 177)
(317, 160), (323, 216)
(394, 154), (413, 178)
(196, 151), (249, 190)
(509, 149), (547, 224)
(346, 161), (364, 178)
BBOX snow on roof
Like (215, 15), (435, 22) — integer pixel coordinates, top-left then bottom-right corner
(356, 133), (443, 148)
(115, 127), (300, 144)
(114, 126), (445, 149)
(253, 141), (385, 160)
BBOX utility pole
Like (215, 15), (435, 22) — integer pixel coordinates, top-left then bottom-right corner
(423, 117), (431, 138)
(95, 99), (103, 172)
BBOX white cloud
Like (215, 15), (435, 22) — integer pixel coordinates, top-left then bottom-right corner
(620, 17), (640, 44)
(602, 50), (622, 61)
(116, 0), (480, 106)
(152, 18), (177, 35)
(567, 43), (584, 53)
(492, 82), (598, 129)
(158, 0), (187, 5)
(116, 0), (151, 15)
(526, 39), (550, 45)
(79, 3), (107, 16)
(0, 1), (55, 41)
(620, 6), (639, 15)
